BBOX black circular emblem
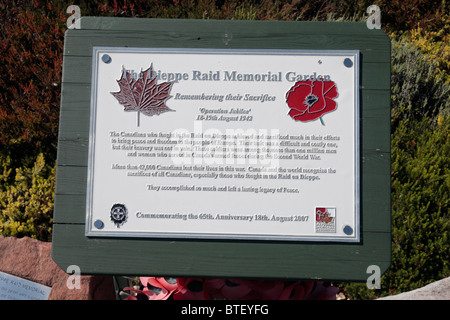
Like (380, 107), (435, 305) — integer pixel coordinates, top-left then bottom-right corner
(110, 203), (128, 228)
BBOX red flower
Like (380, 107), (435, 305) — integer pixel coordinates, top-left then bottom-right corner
(304, 282), (339, 300)
(122, 286), (165, 300)
(286, 79), (338, 124)
(204, 279), (253, 299)
(246, 280), (285, 300)
(278, 281), (314, 300)
(141, 277), (179, 292)
(123, 277), (338, 300)
(173, 278), (210, 300)
(137, 277), (179, 300)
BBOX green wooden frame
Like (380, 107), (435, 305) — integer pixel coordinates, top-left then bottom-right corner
(52, 17), (391, 281)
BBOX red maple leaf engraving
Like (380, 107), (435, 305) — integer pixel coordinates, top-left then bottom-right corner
(111, 64), (173, 126)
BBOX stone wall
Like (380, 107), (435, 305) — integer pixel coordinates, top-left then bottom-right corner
(0, 235), (115, 300)
(1, 235), (448, 300)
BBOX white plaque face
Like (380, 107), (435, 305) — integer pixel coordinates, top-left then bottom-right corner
(86, 47), (360, 242)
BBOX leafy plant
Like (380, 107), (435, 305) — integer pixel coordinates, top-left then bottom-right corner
(343, 115), (449, 299)
(391, 36), (450, 130)
(375, 0), (448, 33)
(407, 19), (450, 83)
(0, 0), (65, 162)
(0, 154), (55, 241)
(0, 0), (448, 300)
(388, 116), (449, 293)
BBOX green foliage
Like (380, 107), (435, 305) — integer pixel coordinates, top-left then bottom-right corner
(406, 19), (450, 83)
(389, 117), (449, 290)
(232, 4), (257, 20)
(344, 116), (449, 299)
(391, 35), (450, 130)
(343, 27), (449, 299)
(0, 1), (62, 242)
(0, 154), (55, 241)
(0, 0), (448, 298)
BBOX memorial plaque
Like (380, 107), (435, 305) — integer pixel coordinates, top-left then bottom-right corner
(86, 48), (360, 242)
(52, 18), (391, 280)
(0, 271), (51, 300)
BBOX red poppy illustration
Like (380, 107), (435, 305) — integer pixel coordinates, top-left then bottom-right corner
(286, 79), (338, 125)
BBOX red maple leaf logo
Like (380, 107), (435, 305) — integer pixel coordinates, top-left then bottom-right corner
(316, 208), (335, 224)
(111, 64), (173, 126)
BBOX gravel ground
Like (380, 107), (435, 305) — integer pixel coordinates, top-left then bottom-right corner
(336, 277), (449, 300)
(377, 277), (450, 300)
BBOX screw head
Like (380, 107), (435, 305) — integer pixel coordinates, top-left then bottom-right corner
(343, 225), (353, 235)
(102, 54), (112, 64)
(94, 219), (104, 229)
(343, 58), (353, 68)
